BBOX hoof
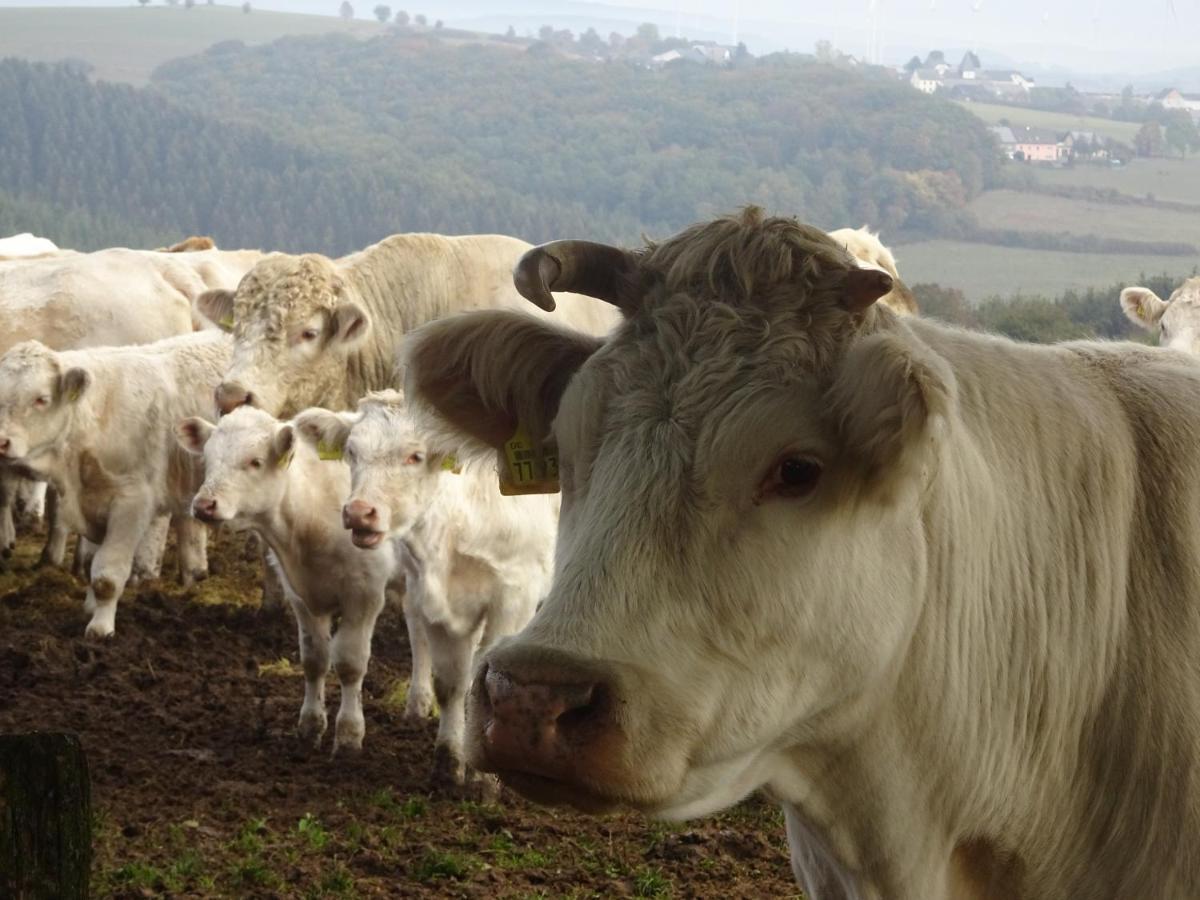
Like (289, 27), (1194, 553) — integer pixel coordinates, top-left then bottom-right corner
(297, 711), (327, 747)
(84, 620), (115, 640)
(432, 744), (466, 788)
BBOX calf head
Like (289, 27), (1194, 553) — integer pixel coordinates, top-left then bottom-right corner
(177, 406), (295, 523)
(0, 341), (90, 463)
(827, 226), (918, 316)
(404, 208), (954, 819)
(1121, 276), (1200, 353)
(295, 390), (456, 550)
(201, 253), (371, 417)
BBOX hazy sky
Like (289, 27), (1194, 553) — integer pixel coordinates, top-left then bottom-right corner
(594, 0), (1199, 72)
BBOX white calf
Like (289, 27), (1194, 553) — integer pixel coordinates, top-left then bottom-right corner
(177, 407), (406, 753)
(295, 390), (557, 783)
(0, 332), (228, 636)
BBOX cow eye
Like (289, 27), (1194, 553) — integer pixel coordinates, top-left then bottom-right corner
(249, 458), (264, 469)
(760, 456), (823, 501)
(301, 329), (320, 342)
(405, 452), (423, 465)
(33, 396), (49, 409)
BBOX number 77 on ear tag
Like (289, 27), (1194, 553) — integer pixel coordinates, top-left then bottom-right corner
(498, 424), (560, 496)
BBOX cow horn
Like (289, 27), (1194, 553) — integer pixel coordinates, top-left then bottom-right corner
(513, 241), (637, 313)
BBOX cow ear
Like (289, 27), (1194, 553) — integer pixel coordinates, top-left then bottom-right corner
(330, 301), (370, 350)
(829, 332), (954, 484)
(58, 368), (90, 404)
(404, 310), (603, 450)
(1120, 286), (1168, 330)
(197, 289), (236, 331)
(293, 408), (351, 459)
(271, 424), (296, 468)
(176, 417), (215, 454)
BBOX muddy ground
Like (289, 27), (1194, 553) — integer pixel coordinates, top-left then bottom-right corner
(0, 525), (798, 899)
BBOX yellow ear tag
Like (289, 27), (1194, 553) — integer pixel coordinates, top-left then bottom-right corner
(66, 387), (81, 402)
(218, 315), (234, 329)
(316, 440), (343, 462)
(441, 455), (462, 475)
(499, 424), (559, 496)
(277, 448), (295, 469)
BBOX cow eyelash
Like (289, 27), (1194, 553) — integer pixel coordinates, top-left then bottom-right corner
(757, 455), (823, 504)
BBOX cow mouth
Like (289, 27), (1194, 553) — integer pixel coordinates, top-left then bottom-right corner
(350, 528), (385, 549)
(192, 509), (226, 525)
(488, 769), (622, 814)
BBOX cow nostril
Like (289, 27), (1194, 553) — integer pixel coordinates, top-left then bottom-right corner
(243, 392), (255, 408)
(555, 683), (603, 732)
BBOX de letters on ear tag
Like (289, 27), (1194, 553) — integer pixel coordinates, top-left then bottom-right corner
(316, 440), (343, 461)
(498, 425), (559, 496)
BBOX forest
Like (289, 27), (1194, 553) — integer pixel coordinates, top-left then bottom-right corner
(0, 34), (999, 254)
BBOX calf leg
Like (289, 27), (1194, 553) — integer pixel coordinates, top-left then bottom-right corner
(290, 595), (332, 747)
(258, 541), (286, 612)
(0, 470), (15, 563)
(14, 479), (46, 527)
(174, 515), (208, 587)
(401, 590), (434, 720)
(40, 486), (72, 569)
(330, 595), (385, 754)
(130, 516), (170, 583)
(83, 493), (156, 638)
(426, 615), (485, 786)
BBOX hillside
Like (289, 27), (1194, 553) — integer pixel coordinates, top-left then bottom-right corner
(0, 5), (382, 85)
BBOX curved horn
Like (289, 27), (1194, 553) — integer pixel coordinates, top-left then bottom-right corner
(513, 240), (637, 313)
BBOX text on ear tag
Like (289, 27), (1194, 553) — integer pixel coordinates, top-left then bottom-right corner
(316, 440), (343, 461)
(498, 424), (559, 496)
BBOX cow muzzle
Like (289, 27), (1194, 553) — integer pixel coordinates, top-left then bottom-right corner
(192, 496), (223, 523)
(342, 499), (386, 548)
(215, 382), (255, 416)
(468, 647), (627, 810)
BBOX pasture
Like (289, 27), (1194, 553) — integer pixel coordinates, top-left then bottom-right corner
(0, 527), (796, 898)
(894, 239), (1196, 302)
(0, 5), (382, 85)
(954, 100), (1142, 143)
(1034, 156), (1200, 205)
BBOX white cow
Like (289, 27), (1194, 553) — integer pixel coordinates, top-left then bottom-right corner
(295, 390), (556, 784)
(0, 242), (263, 564)
(177, 406), (405, 753)
(1121, 275), (1200, 352)
(0, 232), (59, 259)
(828, 225), (918, 315)
(0, 331), (232, 637)
(404, 209), (1200, 899)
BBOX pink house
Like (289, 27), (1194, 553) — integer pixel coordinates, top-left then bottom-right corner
(1012, 126), (1065, 162)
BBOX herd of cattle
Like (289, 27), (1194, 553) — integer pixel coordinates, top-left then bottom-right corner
(2, 215), (1199, 899)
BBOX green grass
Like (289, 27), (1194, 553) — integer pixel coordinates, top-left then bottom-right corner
(0, 5), (383, 86)
(895, 239), (1198, 303)
(1033, 155), (1200, 205)
(956, 100), (1141, 143)
(968, 188), (1200, 246)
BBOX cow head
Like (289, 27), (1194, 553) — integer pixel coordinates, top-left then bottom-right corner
(404, 208), (955, 819)
(295, 390), (456, 550)
(201, 253), (371, 418)
(1121, 276), (1200, 354)
(177, 407), (296, 523)
(827, 226), (918, 316)
(0, 341), (90, 463)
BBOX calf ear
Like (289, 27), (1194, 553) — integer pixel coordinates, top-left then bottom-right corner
(1120, 287), (1168, 330)
(58, 368), (90, 404)
(330, 301), (371, 350)
(293, 409), (351, 459)
(271, 425), (296, 468)
(176, 417), (215, 454)
(196, 289), (236, 331)
(404, 310), (603, 450)
(829, 332), (954, 484)
(841, 267), (895, 314)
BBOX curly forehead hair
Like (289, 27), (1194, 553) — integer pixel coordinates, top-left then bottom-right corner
(233, 253), (343, 338)
(1, 340), (55, 373)
(637, 207), (858, 310)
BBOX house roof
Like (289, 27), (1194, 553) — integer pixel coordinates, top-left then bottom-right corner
(960, 51), (981, 70)
(1012, 126), (1062, 145)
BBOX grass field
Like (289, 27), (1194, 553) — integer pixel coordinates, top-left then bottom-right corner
(0, 5), (383, 85)
(895, 239), (1197, 302)
(1033, 156), (1200, 205)
(968, 188), (1199, 246)
(956, 100), (1142, 143)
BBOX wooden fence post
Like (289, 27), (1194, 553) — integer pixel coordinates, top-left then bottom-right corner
(0, 732), (91, 899)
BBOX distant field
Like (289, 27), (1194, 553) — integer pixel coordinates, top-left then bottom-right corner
(969, 188), (1198, 246)
(895, 239), (1197, 302)
(0, 5), (382, 85)
(957, 100), (1141, 143)
(1033, 156), (1200, 205)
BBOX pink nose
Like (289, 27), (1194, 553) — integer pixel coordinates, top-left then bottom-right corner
(214, 383), (253, 416)
(193, 497), (219, 521)
(342, 500), (377, 530)
(474, 659), (611, 782)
